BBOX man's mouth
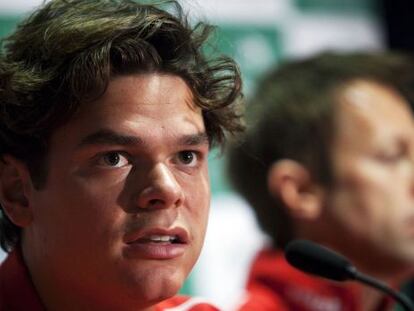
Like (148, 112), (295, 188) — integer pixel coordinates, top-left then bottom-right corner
(124, 227), (190, 245)
(136, 234), (183, 244)
(123, 228), (190, 259)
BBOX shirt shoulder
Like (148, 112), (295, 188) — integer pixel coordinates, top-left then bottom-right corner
(238, 248), (368, 311)
(0, 249), (45, 310)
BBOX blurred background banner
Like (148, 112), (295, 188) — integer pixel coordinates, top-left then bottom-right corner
(1, 0), (404, 308)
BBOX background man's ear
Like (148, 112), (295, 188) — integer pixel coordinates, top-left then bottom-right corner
(0, 155), (33, 227)
(267, 159), (325, 221)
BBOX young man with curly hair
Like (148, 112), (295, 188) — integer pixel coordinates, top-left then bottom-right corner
(0, 1), (243, 310)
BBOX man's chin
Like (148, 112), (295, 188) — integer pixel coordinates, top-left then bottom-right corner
(130, 272), (185, 303)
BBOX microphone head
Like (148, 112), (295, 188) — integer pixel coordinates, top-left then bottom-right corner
(285, 239), (356, 282)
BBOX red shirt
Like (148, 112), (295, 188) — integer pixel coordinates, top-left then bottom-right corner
(0, 249), (218, 311)
(236, 249), (393, 311)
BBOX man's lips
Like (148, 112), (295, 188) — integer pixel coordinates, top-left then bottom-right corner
(124, 227), (190, 245)
(123, 227), (190, 260)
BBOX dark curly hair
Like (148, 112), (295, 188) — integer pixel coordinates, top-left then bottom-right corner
(228, 52), (414, 249)
(0, 0), (244, 252)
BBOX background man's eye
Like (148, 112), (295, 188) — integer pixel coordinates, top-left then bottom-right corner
(375, 149), (406, 163)
(178, 151), (196, 165)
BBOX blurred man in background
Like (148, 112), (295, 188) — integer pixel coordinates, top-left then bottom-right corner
(0, 0), (243, 310)
(229, 52), (414, 311)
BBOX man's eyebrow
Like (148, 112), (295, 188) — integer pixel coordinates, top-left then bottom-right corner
(77, 129), (143, 148)
(179, 132), (210, 146)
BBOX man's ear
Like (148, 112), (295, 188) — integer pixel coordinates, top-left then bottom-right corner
(0, 155), (33, 227)
(267, 159), (325, 221)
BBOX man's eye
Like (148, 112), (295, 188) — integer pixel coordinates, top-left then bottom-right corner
(99, 152), (129, 167)
(375, 150), (405, 163)
(177, 151), (198, 166)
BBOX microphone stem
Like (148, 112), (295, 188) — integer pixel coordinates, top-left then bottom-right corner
(352, 271), (414, 311)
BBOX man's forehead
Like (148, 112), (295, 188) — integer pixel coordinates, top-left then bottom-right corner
(76, 128), (209, 149)
(71, 73), (200, 118)
(339, 79), (406, 108)
(337, 80), (410, 127)
(332, 80), (414, 149)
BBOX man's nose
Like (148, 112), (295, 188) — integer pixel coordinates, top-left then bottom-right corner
(136, 163), (184, 209)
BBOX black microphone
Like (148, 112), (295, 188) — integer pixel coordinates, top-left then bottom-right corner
(285, 239), (414, 311)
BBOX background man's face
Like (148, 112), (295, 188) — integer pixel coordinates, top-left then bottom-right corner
(22, 73), (210, 309)
(325, 80), (414, 276)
